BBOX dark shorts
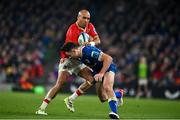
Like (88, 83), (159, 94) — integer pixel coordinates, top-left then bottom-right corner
(92, 63), (117, 76)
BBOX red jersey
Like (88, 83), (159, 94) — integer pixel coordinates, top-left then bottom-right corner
(60, 22), (98, 58)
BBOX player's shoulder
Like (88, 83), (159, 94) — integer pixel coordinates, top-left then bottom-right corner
(83, 45), (97, 52)
(70, 23), (77, 28)
(84, 45), (94, 49)
(67, 23), (77, 30)
(88, 22), (95, 28)
(82, 45), (91, 51)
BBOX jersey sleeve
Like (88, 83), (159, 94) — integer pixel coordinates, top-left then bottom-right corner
(60, 51), (66, 58)
(84, 47), (102, 61)
(65, 27), (75, 43)
(60, 25), (76, 58)
(88, 23), (98, 37)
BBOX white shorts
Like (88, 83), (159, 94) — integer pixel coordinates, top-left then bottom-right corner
(138, 78), (148, 85)
(58, 58), (86, 75)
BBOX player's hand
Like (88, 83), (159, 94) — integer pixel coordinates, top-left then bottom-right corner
(89, 36), (93, 41)
(94, 73), (104, 82)
(82, 42), (91, 46)
(60, 58), (67, 63)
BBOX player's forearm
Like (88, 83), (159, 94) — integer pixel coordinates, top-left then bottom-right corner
(92, 35), (101, 46)
(99, 54), (112, 75)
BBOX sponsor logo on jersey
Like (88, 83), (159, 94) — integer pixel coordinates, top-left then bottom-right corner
(91, 51), (99, 59)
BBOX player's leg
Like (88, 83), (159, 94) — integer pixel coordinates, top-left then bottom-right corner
(115, 89), (124, 106)
(95, 82), (108, 102)
(136, 79), (142, 98)
(64, 67), (94, 112)
(64, 80), (92, 112)
(36, 71), (70, 115)
(44, 71), (69, 105)
(103, 72), (119, 119)
(95, 81), (124, 105)
(143, 80), (149, 98)
(36, 59), (72, 115)
(69, 67), (94, 100)
(67, 81), (92, 101)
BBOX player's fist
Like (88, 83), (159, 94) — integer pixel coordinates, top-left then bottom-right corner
(89, 35), (93, 42)
(82, 42), (91, 46)
(94, 73), (104, 82)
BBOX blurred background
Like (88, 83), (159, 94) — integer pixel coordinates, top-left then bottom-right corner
(0, 0), (180, 99)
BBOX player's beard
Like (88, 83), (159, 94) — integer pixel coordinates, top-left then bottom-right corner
(80, 22), (88, 29)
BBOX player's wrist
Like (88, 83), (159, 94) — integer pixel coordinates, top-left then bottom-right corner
(90, 42), (95, 46)
(99, 72), (105, 76)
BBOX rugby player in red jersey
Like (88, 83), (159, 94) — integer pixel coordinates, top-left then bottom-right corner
(35, 9), (100, 115)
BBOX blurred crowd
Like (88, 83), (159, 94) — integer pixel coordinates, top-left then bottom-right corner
(98, 0), (180, 90)
(0, 0), (180, 93)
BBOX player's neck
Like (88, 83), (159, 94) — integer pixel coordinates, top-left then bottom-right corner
(76, 22), (86, 31)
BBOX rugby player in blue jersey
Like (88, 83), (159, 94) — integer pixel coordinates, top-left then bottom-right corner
(61, 42), (122, 119)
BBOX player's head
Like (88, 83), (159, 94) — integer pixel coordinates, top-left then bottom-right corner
(61, 42), (80, 58)
(77, 9), (90, 28)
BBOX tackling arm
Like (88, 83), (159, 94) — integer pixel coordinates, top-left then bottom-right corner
(83, 35), (101, 46)
(99, 53), (112, 75)
(94, 53), (112, 82)
(90, 35), (101, 46)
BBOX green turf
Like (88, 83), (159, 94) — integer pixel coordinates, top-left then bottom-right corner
(0, 92), (180, 119)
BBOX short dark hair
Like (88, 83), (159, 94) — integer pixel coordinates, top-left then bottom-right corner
(60, 42), (78, 52)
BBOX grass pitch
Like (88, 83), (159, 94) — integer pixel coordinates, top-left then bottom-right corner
(0, 92), (180, 119)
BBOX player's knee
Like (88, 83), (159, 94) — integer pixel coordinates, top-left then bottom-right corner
(99, 97), (108, 103)
(79, 68), (94, 82)
(99, 96), (108, 103)
(98, 94), (108, 103)
(100, 99), (106, 103)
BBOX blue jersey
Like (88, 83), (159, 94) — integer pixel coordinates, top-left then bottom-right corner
(81, 46), (117, 75)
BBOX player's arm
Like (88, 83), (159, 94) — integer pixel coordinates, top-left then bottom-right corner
(94, 53), (112, 82)
(60, 27), (74, 63)
(99, 53), (112, 75)
(83, 23), (101, 46)
(90, 35), (101, 45)
(82, 35), (100, 46)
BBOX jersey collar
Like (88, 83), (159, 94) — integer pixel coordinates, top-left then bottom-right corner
(76, 22), (87, 32)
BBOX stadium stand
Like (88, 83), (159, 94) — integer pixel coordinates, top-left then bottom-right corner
(0, 0), (179, 98)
